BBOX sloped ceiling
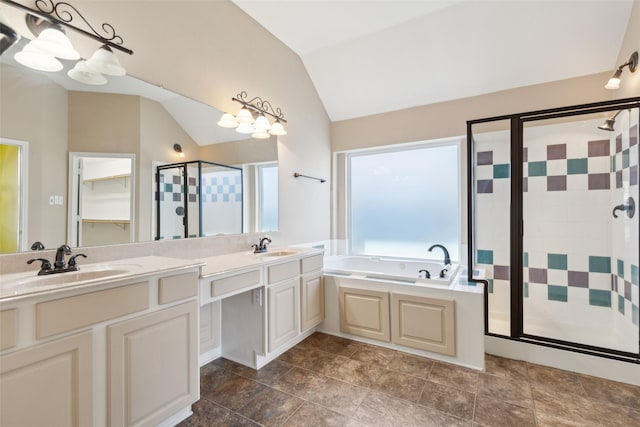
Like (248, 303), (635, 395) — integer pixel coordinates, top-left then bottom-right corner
(232, 0), (635, 121)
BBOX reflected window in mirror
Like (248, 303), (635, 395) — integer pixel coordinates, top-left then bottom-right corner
(258, 163), (278, 232)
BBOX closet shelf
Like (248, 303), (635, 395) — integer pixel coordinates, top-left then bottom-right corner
(83, 173), (131, 184)
(82, 219), (131, 224)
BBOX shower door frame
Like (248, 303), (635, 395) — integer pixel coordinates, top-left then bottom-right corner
(467, 96), (640, 363)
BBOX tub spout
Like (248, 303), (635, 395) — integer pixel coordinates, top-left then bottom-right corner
(428, 244), (451, 266)
(419, 269), (431, 279)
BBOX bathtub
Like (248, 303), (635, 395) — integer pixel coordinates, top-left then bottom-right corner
(323, 255), (459, 287)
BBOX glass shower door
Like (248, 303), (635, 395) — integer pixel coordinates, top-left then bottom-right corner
(521, 108), (639, 355)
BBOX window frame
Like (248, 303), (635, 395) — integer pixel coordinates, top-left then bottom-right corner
(343, 138), (463, 261)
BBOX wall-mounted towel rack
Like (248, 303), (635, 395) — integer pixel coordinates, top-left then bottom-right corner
(293, 172), (326, 183)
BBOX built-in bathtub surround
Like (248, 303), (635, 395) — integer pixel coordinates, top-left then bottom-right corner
(472, 108), (639, 356)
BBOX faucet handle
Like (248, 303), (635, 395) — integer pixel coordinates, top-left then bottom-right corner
(68, 253), (87, 269)
(27, 258), (52, 275)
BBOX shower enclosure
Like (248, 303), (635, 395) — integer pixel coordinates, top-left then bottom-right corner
(156, 161), (243, 240)
(468, 98), (640, 362)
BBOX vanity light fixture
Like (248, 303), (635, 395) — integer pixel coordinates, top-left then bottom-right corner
(217, 91), (288, 139)
(0, 0), (133, 83)
(605, 51), (638, 90)
(173, 143), (185, 158)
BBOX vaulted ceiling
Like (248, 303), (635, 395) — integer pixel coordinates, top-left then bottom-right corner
(232, 0), (635, 121)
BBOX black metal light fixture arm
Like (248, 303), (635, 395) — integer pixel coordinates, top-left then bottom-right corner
(232, 91), (287, 122)
(0, 0), (133, 55)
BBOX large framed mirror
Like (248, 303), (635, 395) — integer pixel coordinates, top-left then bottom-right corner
(0, 37), (278, 254)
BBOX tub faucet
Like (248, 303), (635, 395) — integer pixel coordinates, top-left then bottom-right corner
(419, 269), (431, 279)
(428, 244), (451, 266)
(252, 237), (272, 253)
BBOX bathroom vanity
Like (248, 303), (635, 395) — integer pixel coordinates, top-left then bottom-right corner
(0, 247), (323, 426)
(197, 248), (324, 369)
(0, 256), (202, 427)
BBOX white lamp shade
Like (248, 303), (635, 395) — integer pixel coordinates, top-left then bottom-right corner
(236, 107), (254, 124)
(85, 45), (126, 76)
(253, 114), (271, 131)
(268, 121), (287, 136)
(32, 27), (80, 60)
(14, 42), (62, 72)
(252, 130), (271, 139)
(217, 112), (238, 128)
(236, 122), (255, 134)
(67, 60), (107, 85)
(605, 77), (620, 90)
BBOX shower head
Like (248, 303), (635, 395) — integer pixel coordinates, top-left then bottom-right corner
(597, 118), (616, 132)
(597, 110), (622, 132)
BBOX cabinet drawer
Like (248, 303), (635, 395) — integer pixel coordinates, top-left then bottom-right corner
(267, 260), (300, 284)
(36, 282), (149, 339)
(0, 309), (17, 350)
(159, 272), (198, 304)
(211, 270), (261, 298)
(301, 254), (323, 274)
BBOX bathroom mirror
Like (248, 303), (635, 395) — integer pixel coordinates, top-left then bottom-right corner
(0, 38), (278, 253)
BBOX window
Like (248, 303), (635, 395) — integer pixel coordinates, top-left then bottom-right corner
(258, 163), (278, 232)
(348, 141), (460, 260)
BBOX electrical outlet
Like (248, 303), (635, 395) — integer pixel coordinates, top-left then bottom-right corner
(49, 196), (55, 205)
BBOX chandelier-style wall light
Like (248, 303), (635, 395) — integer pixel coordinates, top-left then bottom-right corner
(217, 91), (287, 139)
(0, 0), (133, 85)
(605, 51), (637, 90)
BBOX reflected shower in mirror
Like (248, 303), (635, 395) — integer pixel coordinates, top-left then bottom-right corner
(0, 37), (278, 254)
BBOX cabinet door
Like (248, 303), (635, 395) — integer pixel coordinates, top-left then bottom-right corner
(268, 278), (300, 352)
(391, 293), (455, 356)
(301, 273), (324, 331)
(339, 286), (390, 342)
(0, 330), (93, 427)
(108, 301), (198, 427)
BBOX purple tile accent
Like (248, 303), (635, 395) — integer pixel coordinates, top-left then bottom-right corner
(477, 151), (493, 165)
(625, 280), (632, 301)
(172, 175), (181, 184)
(529, 268), (548, 284)
(631, 165), (638, 186)
(588, 139), (610, 157)
(188, 177), (197, 186)
(477, 179), (493, 193)
(569, 271), (589, 288)
(616, 170), (623, 189)
(588, 173), (610, 190)
(630, 124), (638, 147)
(494, 265), (510, 280)
(547, 175), (566, 191)
(523, 177), (528, 192)
(172, 193), (181, 202)
(523, 147), (528, 162)
(611, 274), (618, 292)
(616, 134), (623, 153)
(188, 194), (197, 202)
(547, 144), (566, 160)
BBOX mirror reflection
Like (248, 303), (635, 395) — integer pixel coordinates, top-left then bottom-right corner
(0, 38), (278, 254)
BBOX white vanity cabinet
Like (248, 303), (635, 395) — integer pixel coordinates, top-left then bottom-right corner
(197, 249), (324, 369)
(0, 262), (201, 427)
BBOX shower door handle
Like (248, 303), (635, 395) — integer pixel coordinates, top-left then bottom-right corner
(612, 197), (635, 218)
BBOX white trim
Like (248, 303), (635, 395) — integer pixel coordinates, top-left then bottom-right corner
(0, 138), (28, 251)
(485, 335), (640, 386)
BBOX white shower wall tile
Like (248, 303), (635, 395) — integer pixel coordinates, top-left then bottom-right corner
(546, 159), (567, 175)
(547, 269), (568, 286)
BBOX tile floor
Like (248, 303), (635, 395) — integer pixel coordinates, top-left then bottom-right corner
(178, 332), (640, 426)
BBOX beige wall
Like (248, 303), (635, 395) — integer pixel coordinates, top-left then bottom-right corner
(0, 64), (68, 249)
(616, 0), (640, 98)
(198, 138), (277, 166)
(67, 0), (332, 246)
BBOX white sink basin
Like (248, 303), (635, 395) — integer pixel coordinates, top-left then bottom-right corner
(257, 249), (301, 258)
(1, 264), (142, 291)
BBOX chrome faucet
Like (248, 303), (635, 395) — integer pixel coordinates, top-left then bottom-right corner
(428, 244), (451, 266)
(252, 237), (272, 253)
(27, 244), (87, 275)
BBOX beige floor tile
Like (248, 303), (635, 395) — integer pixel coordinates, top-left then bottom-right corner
(370, 369), (426, 402)
(419, 380), (476, 420)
